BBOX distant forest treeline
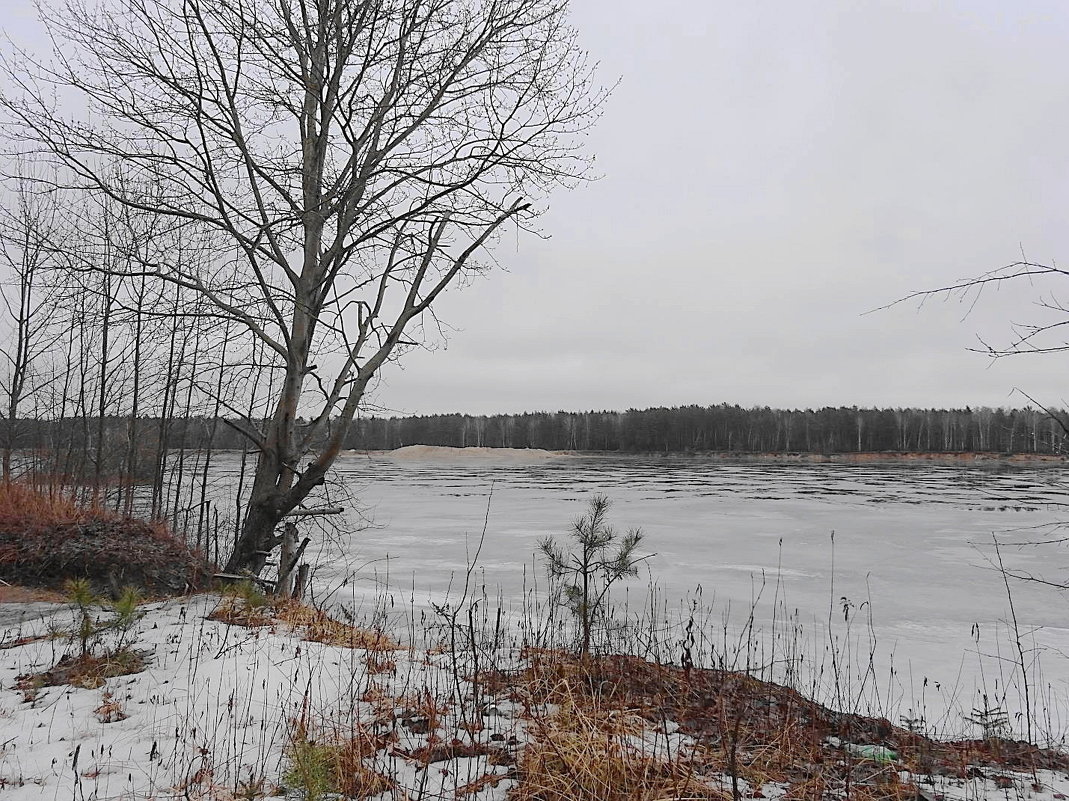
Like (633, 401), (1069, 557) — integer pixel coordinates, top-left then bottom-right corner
(348, 405), (1067, 453)
(15, 404), (1069, 456)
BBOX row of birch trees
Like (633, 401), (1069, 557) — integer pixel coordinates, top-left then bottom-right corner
(0, 173), (276, 561)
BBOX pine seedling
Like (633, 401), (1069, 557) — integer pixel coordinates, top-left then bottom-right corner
(64, 578), (98, 658)
(110, 585), (144, 652)
(966, 695), (1009, 741)
(285, 739), (336, 801)
(538, 494), (652, 657)
(226, 579), (268, 610)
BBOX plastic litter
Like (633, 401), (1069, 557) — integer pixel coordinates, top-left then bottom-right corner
(845, 744), (898, 763)
(824, 737), (898, 764)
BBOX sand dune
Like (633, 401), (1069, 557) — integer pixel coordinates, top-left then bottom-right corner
(373, 444), (572, 461)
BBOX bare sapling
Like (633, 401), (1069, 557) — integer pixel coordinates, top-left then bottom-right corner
(538, 494), (652, 658)
(993, 534), (1034, 744)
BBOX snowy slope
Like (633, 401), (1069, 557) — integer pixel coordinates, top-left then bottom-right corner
(1, 595), (1068, 800)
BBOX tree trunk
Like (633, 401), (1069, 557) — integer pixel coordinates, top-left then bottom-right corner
(277, 522), (298, 598)
(227, 483), (284, 576)
(1, 413), (12, 483)
(225, 366), (312, 575)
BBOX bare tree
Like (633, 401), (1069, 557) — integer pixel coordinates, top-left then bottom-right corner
(0, 174), (65, 482)
(2, 0), (606, 573)
(892, 261), (1069, 441)
(895, 261), (1069, 361)
(894, 262), (1069, 573)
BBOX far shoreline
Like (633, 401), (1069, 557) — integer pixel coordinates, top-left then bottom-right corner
(622, 450), (1069, 466)
(346, 445), (1069, 467)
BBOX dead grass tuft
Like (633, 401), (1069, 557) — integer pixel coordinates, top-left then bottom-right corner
(0, 482), (93, 528)
(93, 690), (128, 723)
(513, 679), (727, 801)
(405, 739), (511, 766)
(210, 590), (401, 654)
(274, 599), (399, 650)
(455, 770), (510, 797)
(0, 481), (208, 594)
(363, 651), (396, 674)
(207, 596), (275, 627)
(17, 647), (147, 692)
(208, 595), (400, 651)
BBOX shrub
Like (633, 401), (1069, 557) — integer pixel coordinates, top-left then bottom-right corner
(284, 724), (393, 800)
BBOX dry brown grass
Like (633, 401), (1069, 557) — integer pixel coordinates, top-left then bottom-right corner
(93, 690), (128, 723)
(17, 647), (147, 693)
(0, 481), (208, 594)
(511, 676), (727, 801)
(455, 770), (511, 797)
(174, 767), (280, 801)
(363, 651), (396, 675)
(206, 596), (275, 627)
(209, 594), (400, 652)
(0, 584), (67, 603)
(273, 599), (399, 651)
(781, 775), (921, 801)
(0, 482), (95, 528)
(494, 651), (966, 801)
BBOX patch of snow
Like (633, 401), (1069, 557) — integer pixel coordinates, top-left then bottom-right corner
(910, 768), (1069, 801)
(0, 596), (522, 800)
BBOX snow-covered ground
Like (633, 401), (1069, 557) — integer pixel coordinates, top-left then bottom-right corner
(3, 594), (1069, 800)
(0, 595), (528, 800)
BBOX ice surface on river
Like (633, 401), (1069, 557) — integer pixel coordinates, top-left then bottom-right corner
(215, 452), (1069, 736)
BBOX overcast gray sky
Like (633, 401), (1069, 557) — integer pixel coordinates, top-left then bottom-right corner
(10, 1), (1069, 416)
(372, 0), (1069, 415)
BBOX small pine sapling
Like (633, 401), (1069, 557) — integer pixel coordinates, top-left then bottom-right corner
(110, 586), (144, 652)
(18, 580), (148, 693)
(284, 739), (335, 801)
(966, 694), (1009, 741)
(64, 578), (98, 658)
(538, 494), (652, 657)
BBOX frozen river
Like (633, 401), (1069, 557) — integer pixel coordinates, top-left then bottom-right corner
(220, 450), (1069, 737)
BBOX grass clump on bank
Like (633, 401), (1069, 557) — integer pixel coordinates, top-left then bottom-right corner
(513, 678), (724, 801)
(209, 580), (400, 650)
(0, 481), (209, 596)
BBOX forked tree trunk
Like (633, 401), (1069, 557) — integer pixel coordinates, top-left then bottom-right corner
(224, 345), (314, 575)
(226, 453), (287, 576)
